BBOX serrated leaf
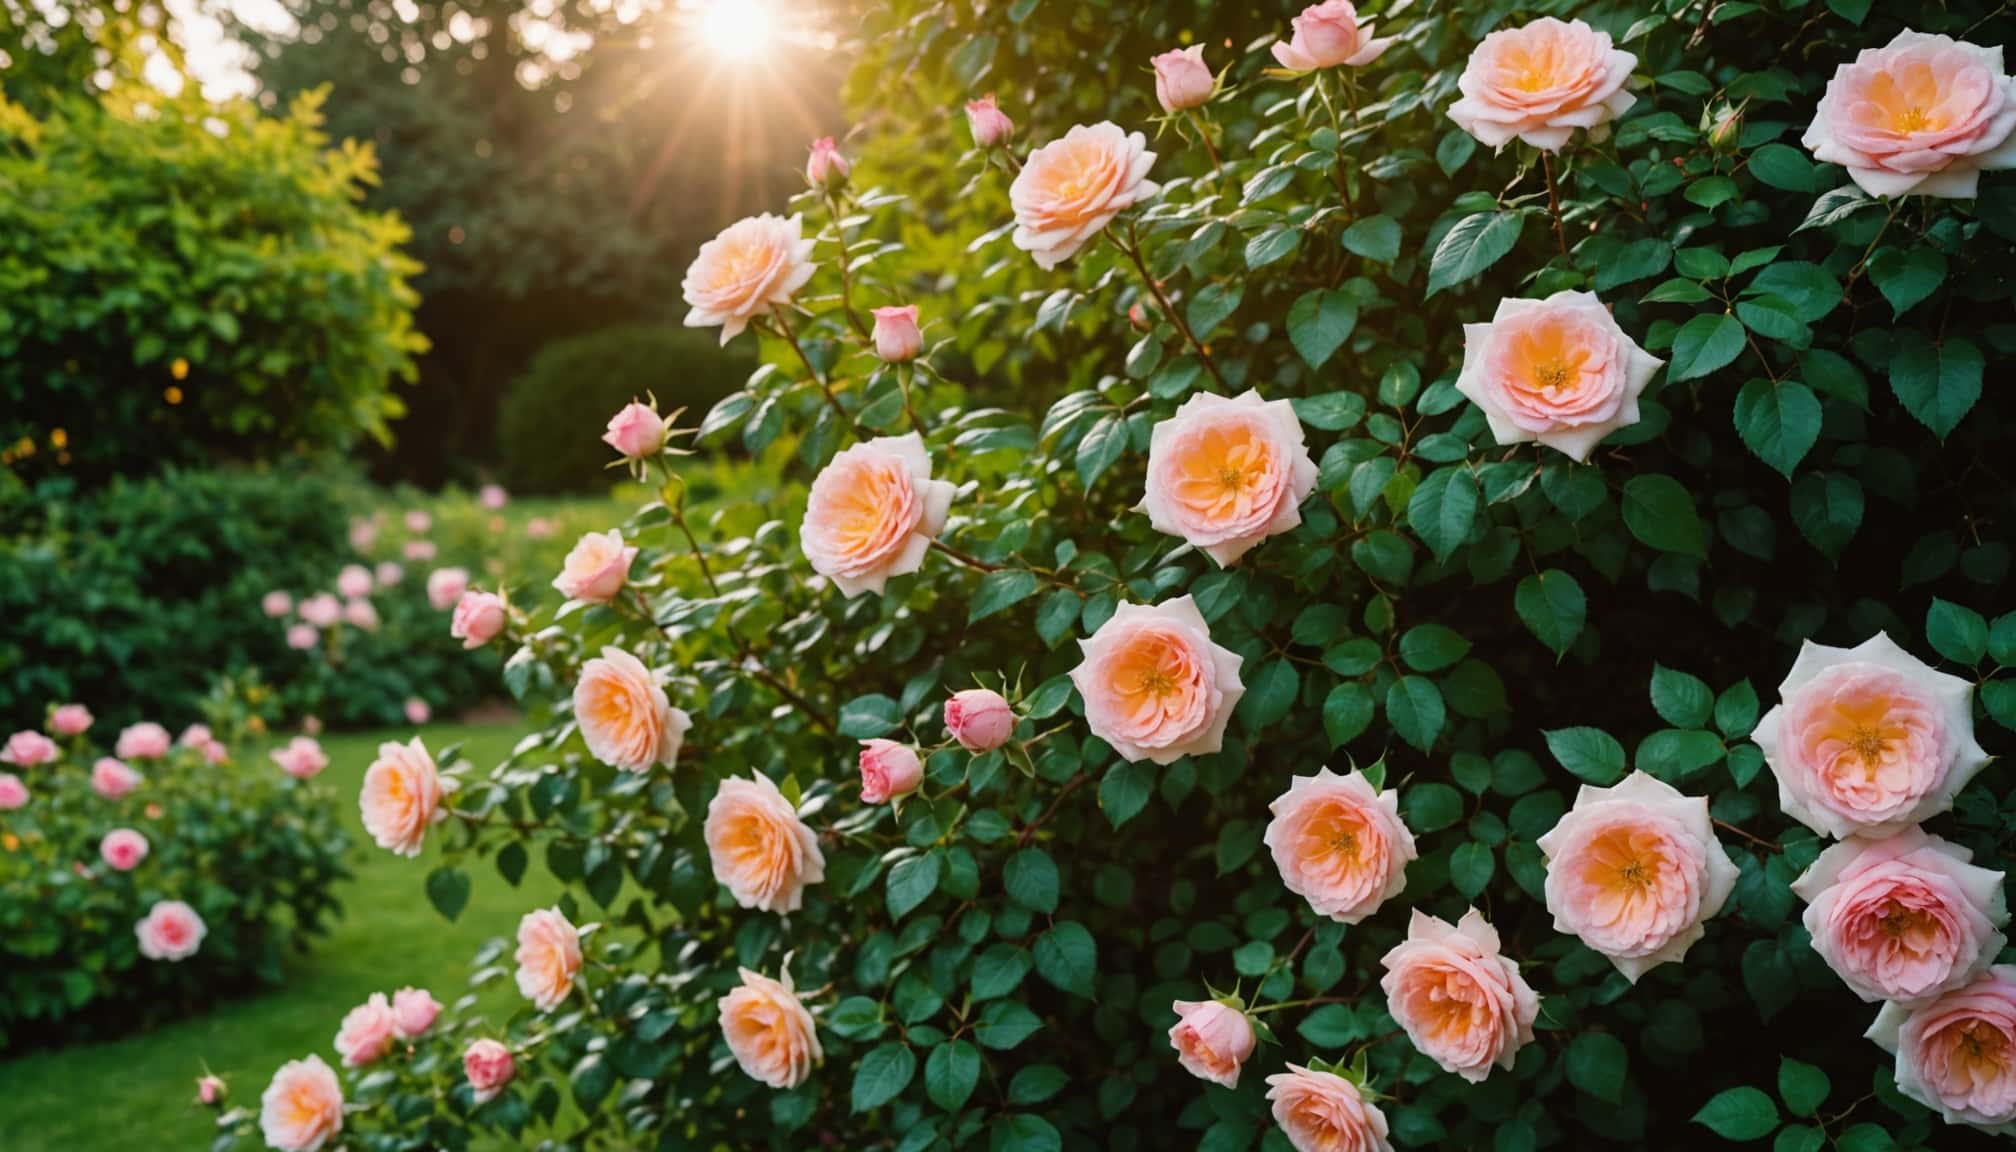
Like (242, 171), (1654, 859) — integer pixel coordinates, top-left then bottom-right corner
(1287, 289), (1359, 370)
(1733, 380), (1822, 478)
(1669, 313), (1746, 382)
(1427, 211), (1524, 296)
(1545, 727), (1627, 784)
(1515, 569), (1586, 657)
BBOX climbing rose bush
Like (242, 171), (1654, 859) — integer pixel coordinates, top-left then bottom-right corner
(219, 0), (2016, 1148)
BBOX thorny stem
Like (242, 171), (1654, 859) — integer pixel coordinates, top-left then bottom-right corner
(1542, 152), (1569, 258)
(1110, 223), (1228, 390)
(1017, 775), (1089, 846)
(929, 538), (1003, 572)
(1187, 109), (1228, 193)
(824, 195), (873, 342)
(1714, 818), (1781, 854)
(769, 309), (856, 436)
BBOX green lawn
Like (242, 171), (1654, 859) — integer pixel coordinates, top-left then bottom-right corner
(0, 722), (559, 1151)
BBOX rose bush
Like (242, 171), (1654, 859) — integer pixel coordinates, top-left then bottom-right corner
(218, 1), (2013, 1149)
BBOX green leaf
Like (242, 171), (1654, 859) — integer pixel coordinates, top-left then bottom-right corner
(1668, 313), (1746, 382)
(1297, 1004), (1360, 1046)
(1514, 569), (1585, 657)
(1692, 1086), (1780, 1141)
(924, 1041), (981, 1112)
(1623, 474), (1707, 555)
(1292, 391), (1368, 431)
(1408, 467), (1479, 564)
(1342, 215), (1402, 263)
(1004, 849), (1059, 914)
(1322, 681), (1375, 747)
(828, 997), (887, 1040)
(1567, 1032), (1629, 1103)
(1427, 211), (1524, 296)
(1927, 599), (1989, 665)
(1449, 841), (1495, 899)
(975, 1000), (1043, 1049)
(1100, 761), (1153, 828)
(1545, 727), (1627, 785)
(990, 1114), (1062, 1152)
(1287, 289), (1359, 370)
(1245, 226), (1303, 269)
(1186, 282), (1242, 337)
(1777, 1058), (1830, 1118)
(1747, 143), (1816, 192)
(1593, 238), (1672, 291)
(425, 866), (471, 922)
(1650, 665), (1714, 728)
(969, 569), (1041, 623)
(1386, 676), (1446, 752)
(1238, 657), (1300, 731)
(1075, 413), (1128, 489)
(851, 1042), (917, 1113)
(1890, 332), (1984, 441)
(1400, 624), (1471, 672)
(1733, 380), (1822, 478)
(887, 852), (943, 920)
(1404, 782), (1465, 832)
(1636, 729), (1726, 778)
(1033, 921), (1097, 997)
(1716, 681), (1761, 740)
(1790, 471), (1863, 560)
(1867, 247), (1946, 317)
(840, 694), (903, 738)
(1798, 184), (1874, 231)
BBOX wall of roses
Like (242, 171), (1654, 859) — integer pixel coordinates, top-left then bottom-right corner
(216, 0), (2014, 1150)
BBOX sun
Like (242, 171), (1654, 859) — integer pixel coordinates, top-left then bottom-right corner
(698, 1), (776, 60)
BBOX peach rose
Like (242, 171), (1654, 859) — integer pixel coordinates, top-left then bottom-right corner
(391, 986), (441, 1038)
(705, 771), (826, 914)
(554, 530), (637, 604)
(1755, 632), (1989, 839)
(334, 993), (397, 1066)
(1793, 827), (2008, 1005)
(298, 593), (342, 629)
(136, 899), (206, 961)
(336, 564), (373, 599)
(604, 400), (670, 460)
(115, 721), (171, 760)
(1265, 1064), (1394, 1152)
(91, 757), (141, 800)
(0, 773), (26, 810)
(1168, 999), (1256, 1088)
(1153, 45), (1216, 112)
(871, 304), (923, 362)
(1271, 2), (1393, 72)
(806, 136), (849, 188)
(427, 567), (470, 611)
(450, 590), (507, 649)
(1869, 966), (2016, 1132)
(1380, 908), (1539, 1083)
(50, 703), (93, 737)
(1455, 291), (1662, 463)
(965, 94), (1014, 148)
(464, 1038), (516, 1104)
(262, 590), (295, 618)
(359, 738), (445, 857)
(944, 688), (1015, 753)
(1070, 596), (1245, 765)
(286, 624), (319, 651)
(681, 213), (817, 345)
(718, 967), (823, 1089)
(1447, 17), (1637, 152)
(2, 730), (56, 767)
(259, 1055), (343, 1152)
(1010, 122), (1159, 270)
(271, 737), (328, 780)
(1139, 390), (1319, 566)
(858, 739), (924, 804)
(800, 432), (955, 597)
(574, 647), (692, 772)
(1537, 771), (1738, 982)
(1266, 767), (1415, 923)
(100, 828), (149, 871)
(515, 907), (583, 1011)
(1804, 32), (2016, 199)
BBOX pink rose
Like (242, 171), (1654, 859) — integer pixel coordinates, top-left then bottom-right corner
(1153, 45), (1216, 112)
(1266, 768), (1415, 923)
(806, 135), (849, 189)
(1271, 2), (1393, 72)
(136, 899), (206, 961)
(1447, 17), (1637, 152)
(858, 739), (924, 804)
(100, 828), (149, 871)
(259, 1055), (343, 1152)
(1756, 632), (1988, 839)
(479, 483), (508, 510)
(1793, 827), (2008, 1005)
(1010, 122), (1159, 270)
(1070, 596), (1244, 765)
(359, 737), (445, 857)
(334, 993), (397, 1066)
(0, 773), (27, 810)
(871, 305), (923, 363)
(450, 590), (508, 650)
(2, 730), (56, 767)
(944, 688), (1015, 753)
(1537, 771), (1739, 982)
(553, 529), (638, 603)
(196, 1074), (226, 1106)
(350, 516), (380, 552)
(1380, 908), (1539, 1083)
(178, 723), (212, 749)
(800, 432), (956, 597)
(1265, 1064), (1393, 1152)
(1455, 291), (1662, 463)
(682, 213), (817, 345)
(342, 598), (380, 632)
(50, 703), (93, 736)
(705, 772), (826, 913)
(1869, 965), (2016, 1131)
(116, 722), (171, 760)
(262, 590), (294, 618)
(1140, 390), (1319, 566)
(427, 567), (470, 611)
(515, 907), (583, 1011)
(336, 564), (373, 599)
(286, 624), (320, 651)
(526, 517), (554, 540)
(391, 986), (442, 1038)
(271, 737), (329, 780)
(1804, 31), (2016, 199)
(1168, 999), (1256, 1088)
(404, 697), (431, 725)
(718, 967), (823, 1089)
(374, 561), (404, 587)
(403, 539), (437, 562)
(298, 593), (342, 629)
(603, 401), (670, 460)
(92, 757), (141, 800)
(575, 647), (692, 772)
(965, 94), (1014, 148)
(464, 1038), (516, 1104)
(404, 509), (431, 533)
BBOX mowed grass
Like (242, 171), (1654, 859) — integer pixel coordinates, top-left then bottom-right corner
(0, 722), (560, 1151)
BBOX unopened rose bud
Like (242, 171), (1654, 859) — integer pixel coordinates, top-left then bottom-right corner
(858, 739), (924, 804)
(871, 305), (923, 363)
(1129, 301), (1156, 332)
(1709, 106), (1743, 152)
(944, 689), (1015, 753)
(602, 401), (670, 461)
(1152, 45), (1216, 113)
(964, 94), (1014, 149)
(196, 1075), (227, 1106)
(806, 136), (850, 189)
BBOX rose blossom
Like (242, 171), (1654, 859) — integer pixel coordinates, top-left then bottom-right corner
(259, 1055), (343, 1152)
(464, 1039), (516, 1104)
(91, 757), (141, 799)
(404, 697), (431, 725)
(1070, 596), (1245, 765)
(1804, 31), (2016, 199)
(1447, 17), (1637, 151)
(196, 1075), (226, 1105)
(553, 529), (638, 603)
(1271, 2), (1393, 72)
(527, 517), (554, 540)
(1455, 291), (1662, 462)
(603, 401), (670, 460)
(1266, 1064), (1394, 1152)
(136, 899), (206, 961)
(944, 688), (1015, 752)
(451, 590), (508, 649)
(1010, 121), (1159, 270)
(800, 432), (955, 597)
(342, 598), (380, 632)
(403, 538), (437, 562)
(179, 723), (214, 750)
(334, 993), (397, 1066)
(1537, 771), (1739, 982)
(50, 704), (93, 737)
(1, 730), (55, 767)
(718, 967), (823, 1089)
(391, 986), (442, 1038)
(858, 739), (924, 804)
(1266, 768), (1415, 922)
(965, 94), (1014, 148)
(705, 771), (826, 913)
(574, 647), (692, 772)
(100, 828), (149, 871)
(116, 722), (171, 760)
(427, 566), (470, 610)
(806, 135), (849, 188)
(515, 907), (583, 1011)
(1380, 908), (1539, 1083)
(262, 590), (294, 618)
(1869, 966), (2016, 1132)
(682, 213), (817, 345)
(286, 624), (319, 651)
(1792, 827), (2008, 1005)
(1139, 390), (1319, 566)
(297, 593), (342, 629)
(479, 483), (508, 509)
(1756, 632), (1990, 839)
(1153, 45), (1216, 112)
(1168, 999), (1256, 1088)
(359, 737), (445, 857)
(871, 305), (923, 362)
(375, 561), (404, 587)
(405, 509), (432, 533)
(0, 774), (26, 810)
(336, 564), (373, 599)
(350, 515), (380, 551)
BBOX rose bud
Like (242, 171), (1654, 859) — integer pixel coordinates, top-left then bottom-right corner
(944, 688), (1015, 752)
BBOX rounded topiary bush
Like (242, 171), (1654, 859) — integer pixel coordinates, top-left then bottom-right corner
(496, 325), (755, 494)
